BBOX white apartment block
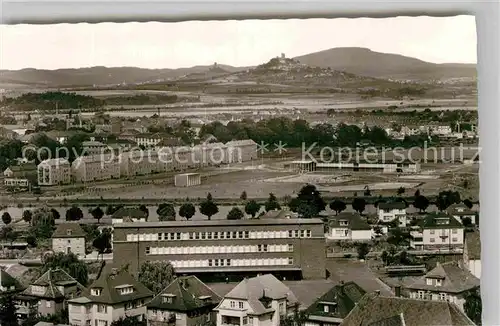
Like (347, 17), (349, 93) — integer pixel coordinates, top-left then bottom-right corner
(377, 202), (407, 227)
(37, 158), (71, 186)
(82, 141), (108, 155)
(410, 214), (464, 251)
(72, 154), (120, 182)
(225, 140), (257, 163)
(134, 133), (164, 148)
(118, 150), (170, 177)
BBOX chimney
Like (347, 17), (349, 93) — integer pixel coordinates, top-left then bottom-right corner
(395, 286), (402, 298)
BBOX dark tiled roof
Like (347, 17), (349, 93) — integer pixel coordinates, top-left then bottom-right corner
(156, 138), (184, 147)
(148, 276), (221, 312)
(328, 212), (371, 231)
(112, 207), (148, 219)
(368, 314), (405, 326)
(260, 210), (298, 219)
(52, 223), (86, 238)
(83, 263), (153, 304)
(21, 269), (85, 299)
(465, 230), (481, 260)
(340, 293), (476, 326)
(405, 261), (480, 294)
(378, 202), (406, 210)
(419, 213), (464, 229)
(305, 281), (366, 319)
(0, 268), (25, 293)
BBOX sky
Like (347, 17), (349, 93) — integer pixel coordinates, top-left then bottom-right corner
(0, 15), (476, 70)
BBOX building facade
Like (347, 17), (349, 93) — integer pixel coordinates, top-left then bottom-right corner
(377, 202), (407, 227)
(113, 218), (326, 280)
(118, 150), (170, 177)
(315, 161), (420, 174)
(68, 264), (153, 326)
(51, 223), (86, 257)
(72, 154), (121, 182)
(326, 213), (372, 241)
(410, 214), (464, 251)
(37, 158), (71, 186)
(224, 140), (257, 163)
(174, 173), (201, 187)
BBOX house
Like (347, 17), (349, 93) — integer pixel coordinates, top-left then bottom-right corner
(15, 269), (86, 319)
(147, 275), (222, 326)
(377, 202), (407, 227)
(404, 261), (480, 311)
(214, 274), (299, 326)
(37, 158), (72, 186)
(0, 267), (25, 296)
(112, 207), (148, 224)
(463, 230), (481, 279)
(447, 203), (477, 225)
(3, 163), (37, 178)
(304, 281), (366, 326)
(67, 264), (153, 326)
(325, 213), (372, 241)
(409, 213), (464, 251)
(134, 133), (171, 148)
(340, 292), (475, 326)
(51, 223), (86, 257)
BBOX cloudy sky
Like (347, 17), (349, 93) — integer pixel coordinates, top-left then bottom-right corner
(0, 15), (476, 70)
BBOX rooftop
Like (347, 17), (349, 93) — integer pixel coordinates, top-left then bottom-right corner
(419, 213), (464, 229)
(52, 223), (86, 239)
(327, 212), (371, 231)
(378, 202), (406, 210)
(21, 269), (85, 299)
(112, 207), (148, 219)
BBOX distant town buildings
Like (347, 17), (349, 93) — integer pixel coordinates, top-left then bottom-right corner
(72, 154), (121, 182)
(37, 158), (71, 186)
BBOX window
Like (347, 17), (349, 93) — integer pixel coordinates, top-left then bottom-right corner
(158, 233), (163, 240)
(288, 257), (294, 265)
(441, 238), (446, 243)
(176, 233), (181, 240)
(324, 305), (329, 313)
(257, 245), (262, 252)
(97, 304), (107, 313)
(226, 231), (231, 239)
(288, 244), (294, 252)
(436, 279), (442, 286)
(426, 278), (433, 286)
(195, 233), (200, 240)
(189, 233), (194, 240)
(230, 301), (236, 308)
(263, 244), (268, 252)
(244, 231), (249, 238)
(46, 301), (51, 308)
(207, 232), (212, 239)
(238, 231), (244, 239)
(208, 259), (213, 267)
(214, 232), (219, 239)
(452, 237), (458, 242)
(220, 232), (225, 239)
(91, 288), (102, 296)
(288, 230), (293, 238)
(300, 230), (305, 238)
(243, 317), (248, 325)
(226, 259), (231, 266)
(452, 229), (458, 234)
(430, 238), (435, 243)
(145, 247), (151, 254)
(430, 230), (435, 234)
(417, 291), (425, 299)
(440, 293), (447, 301)
(239, 302), (244, 309)
(306, 230), (312, 237)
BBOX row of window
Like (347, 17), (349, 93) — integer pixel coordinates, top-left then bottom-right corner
(164, 257), (294, 269)
(416, 291), (449, 302)
(429, 237), (459, 243)
(145, 244), (294, 255)
(126, 230), (313, 242)
(429, 229), (459, 234)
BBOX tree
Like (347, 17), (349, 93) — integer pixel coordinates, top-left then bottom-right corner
(50, 208), (60, 220)
(414, 189), (421, 197)
(66, 205), (83, 221)
(111, 317), (147, 326)
(0, 226), (18, 245)
(462, 216), (473, 227)
(363, 186), (371, 197)
(240, 191), (248, 201)
(227, 207), (244, 220)
(157, 203), (176, 221)
(436, 190), (461, 211)
(381, 251), (391, 266)
(280, 304), (308, 326)
(0, 294), (18, 326)
(397, 187), (405, 195)
(139, 204), (149, 218)
(2, 212), (12, 225)
(356, 243), (371, 260)
(41, 252), (89, 286)
(90, 206), (104, 223)
(413, 195), (430, 213)
(92, 228), (112, 260)
(26, 235), (37, 248)
(245, 200), (261, 218)
(291, 184), (326, 218)
(464, 289), (482, 325)
(206, 192), (213, 201)
(352, 197), (366, 214)
(329, 200), (347, 215)
(138, 261), (175, 295)
(179, 202), (196, 220)
(264, 193), (281, 212)
(199, 198), (219, 220)
(463, 199), (473, 209)
(22, 210), (33, 224)
(29, 208), (56, 239)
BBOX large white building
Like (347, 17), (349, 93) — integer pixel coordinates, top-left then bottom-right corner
(72, 154), (120, 182)
(410, 214), (464, 251)
(37, 158), (71, 186)
(377, 202), (407, 227)
(225, 139), (258, 163)
(214, 274), (299, 326)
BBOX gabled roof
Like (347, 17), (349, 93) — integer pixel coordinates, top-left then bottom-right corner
(368, 314), (405, 326)
(406, 261), (480, 294)
(260, 210), (297, 219)
(148, 275), (222, 312)
(378, 202), (406, 210)
(220, 274), (297, 315)
(0, 268), (25, 293)
(340, 292), (476, 326)
(22, 269), (85, 299)
(305, 281), (366, 319)
(327, 212), (371, 231)
(419, 213), (464, 229)
(112, 207), (148, 219)
(465, 230), (481, 260)
(52, 223), (86, 239)
(76, 263), (153, 305)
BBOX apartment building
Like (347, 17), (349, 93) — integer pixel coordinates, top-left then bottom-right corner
(405, 261), (480, 311)
(214, 274), (299, 326)
(134, 133), (170, 148)
(447, 203), (477, 225)
(410, 213), (464, 251)
(37, 158), (71, 186)
(82, 141), (108, 155)
(51, 223), (86, 257)
(16, 269), (85, 319)
(118, 150), (170, 177)
(72, 154), (121, 182)
(68, 264), (153, 326)
(147, 275), (221, 326)
(113, 218), (326, 280)
(225, 139), (257, 163)
(377, 202), (407, 227)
